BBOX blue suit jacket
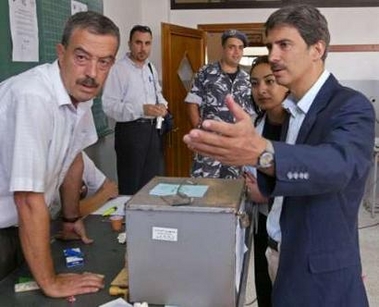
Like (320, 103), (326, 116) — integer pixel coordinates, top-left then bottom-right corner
(259, 74), (374, 307)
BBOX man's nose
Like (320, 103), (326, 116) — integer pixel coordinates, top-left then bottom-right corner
(268, 46), (280, 63)
(85, 59), (98, 78)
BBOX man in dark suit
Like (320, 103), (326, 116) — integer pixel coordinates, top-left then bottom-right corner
(183, 4), (373, 307)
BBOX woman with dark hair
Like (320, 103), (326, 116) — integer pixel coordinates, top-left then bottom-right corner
(245, 56), (288, 307)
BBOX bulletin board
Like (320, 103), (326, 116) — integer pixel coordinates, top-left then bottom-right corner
(0, 0), (112, 137)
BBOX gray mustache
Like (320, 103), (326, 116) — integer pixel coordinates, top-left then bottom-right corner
(77, 77), (99, 88)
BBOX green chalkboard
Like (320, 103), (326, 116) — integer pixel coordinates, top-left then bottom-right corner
(0, 0), (112, 137)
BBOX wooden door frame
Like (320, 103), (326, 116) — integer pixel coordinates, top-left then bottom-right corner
(161, 23), (206, 104)
(161, 23), (206, 176)
(198, 23), (266, 47)
(198, 22), (379, 53)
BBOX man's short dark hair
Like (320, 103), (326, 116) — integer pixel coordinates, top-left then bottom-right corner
(129, 25), (152, 41)
(265, 4), (330, 61)
(221, 29), (248, 48)
(61, 11), (120, 49)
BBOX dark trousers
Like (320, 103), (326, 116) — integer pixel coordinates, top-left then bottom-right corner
(0, 227), (24, 281)
(115, 121), (164, 195)
(254, 212), (272, 307)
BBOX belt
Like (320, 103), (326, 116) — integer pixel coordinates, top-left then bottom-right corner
(268, 236), (279, 252)
(134, 118), (156, 124)
(0, 226), (19, 239)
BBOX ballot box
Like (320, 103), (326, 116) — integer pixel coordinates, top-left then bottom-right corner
(125, 176), (249, 307)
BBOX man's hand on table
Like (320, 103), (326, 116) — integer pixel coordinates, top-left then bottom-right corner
(42, 272), (104, 298)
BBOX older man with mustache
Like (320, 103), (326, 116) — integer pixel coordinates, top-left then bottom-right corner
(0, 11), (119, 298)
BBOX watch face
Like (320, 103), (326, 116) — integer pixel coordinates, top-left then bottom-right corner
(259, 151), (274, 168)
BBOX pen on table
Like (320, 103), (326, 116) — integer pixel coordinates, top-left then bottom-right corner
(102, 206), (117, 217)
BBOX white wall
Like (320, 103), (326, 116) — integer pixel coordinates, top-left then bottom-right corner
(104, 1), (379, 80)
(103, 0), (170, 76)
(140, 0), (170, 79)
(103, 0), (142, 59)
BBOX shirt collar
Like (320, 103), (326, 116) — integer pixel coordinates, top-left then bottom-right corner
(282, 70), (330, 117)
(49, 60), (72, 107)
(125, 52), (150, 68)
(49, 60), (93, 109)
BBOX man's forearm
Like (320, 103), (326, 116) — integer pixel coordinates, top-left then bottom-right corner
(60, 153), (84, 219)
(79, 190), (111, 217)
(14, 192), (56, 292)
(186, 103), (201, 128)
(80, 179), (118, 217)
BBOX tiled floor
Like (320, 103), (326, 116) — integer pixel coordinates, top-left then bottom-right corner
(244, 205), (379, 306)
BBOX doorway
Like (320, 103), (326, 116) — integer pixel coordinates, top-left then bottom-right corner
(161, 23), (206, 177)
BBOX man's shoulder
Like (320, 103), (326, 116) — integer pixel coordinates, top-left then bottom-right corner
(2, 63), (56, 97)
(322, 74), (370, 106)
(196, 62), (221, 79)
(237, 67), (250, 78)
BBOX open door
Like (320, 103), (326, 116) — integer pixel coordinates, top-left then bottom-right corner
(161, 23), (205, 177)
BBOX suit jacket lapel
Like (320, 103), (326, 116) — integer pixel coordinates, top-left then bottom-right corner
(296, 74), (339, 144)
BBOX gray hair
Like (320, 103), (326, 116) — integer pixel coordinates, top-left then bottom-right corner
(265, 4), (330, 61)
(61, 11), (120, 50)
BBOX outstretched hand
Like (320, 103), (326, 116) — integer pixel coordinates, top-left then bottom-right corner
(183, 95), (267, 166)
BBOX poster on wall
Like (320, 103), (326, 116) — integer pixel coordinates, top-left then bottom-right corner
(8, 0), (39, 62)
(71, 0), (88, 14)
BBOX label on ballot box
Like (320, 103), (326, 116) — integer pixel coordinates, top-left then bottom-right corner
(63, 247), (84, 268)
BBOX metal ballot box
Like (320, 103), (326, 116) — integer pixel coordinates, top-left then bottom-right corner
(125, 176), (248, 307)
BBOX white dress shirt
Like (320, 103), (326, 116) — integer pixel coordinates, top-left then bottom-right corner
(102, 53), (168, 122)
(267, 70), (331, 242)
(0, 61), (97, 228)
(82, 152), (106, 197)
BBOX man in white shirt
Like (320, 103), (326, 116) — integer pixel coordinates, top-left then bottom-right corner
(0, 11), (119, 298)
(183, 4), (372, 307)
(102, 25), (168, 195)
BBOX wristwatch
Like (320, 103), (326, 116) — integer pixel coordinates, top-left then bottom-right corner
(256, 140), (275, 169)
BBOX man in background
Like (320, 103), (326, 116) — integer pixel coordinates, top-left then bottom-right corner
(0, 11), (119, 298)
(102, 25), (168, 195)
(184, 29), (254, 179)
(184, 4), (372, 306)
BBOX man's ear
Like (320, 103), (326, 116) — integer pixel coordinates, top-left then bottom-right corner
(56, 43), (65, 62)
(312, 40), (326, 61)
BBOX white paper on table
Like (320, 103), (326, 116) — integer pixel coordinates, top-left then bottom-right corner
(98, 297), (132, 307)
(91, 196), (130, 216)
